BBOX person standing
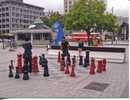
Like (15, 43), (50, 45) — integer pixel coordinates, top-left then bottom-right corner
(61, 37), (69, 57)
(78, 40), (84, 57)
(23, 37), (32, 73)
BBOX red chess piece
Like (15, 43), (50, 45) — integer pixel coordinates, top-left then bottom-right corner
(97, 60), (102, 73)
(102, 59), (107, 71)
(57, 51), (61, 63)
(60, 54), (65, 71)
(17, 54), (23, 73)
(70, 64), (75, 77)
(89, 58), (96, 75)
(60, 59), (65, 71)
(32, 56), (39, 73)
(65, 65), (70, 74)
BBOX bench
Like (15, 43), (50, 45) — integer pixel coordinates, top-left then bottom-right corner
(47, 46), (126, 63)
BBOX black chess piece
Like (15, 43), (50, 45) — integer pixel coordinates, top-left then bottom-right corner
(79, 56), (83, 65)
(41, 54), (49, 77)
(23, 59), (29, 80)
(85, 50), (90, 67)
(15, 67), (20, 79)
(23, 70), (29, 80)
(8, 65), (13, 78)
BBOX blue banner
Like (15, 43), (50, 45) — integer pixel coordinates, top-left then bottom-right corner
(52, 21), (64, 46)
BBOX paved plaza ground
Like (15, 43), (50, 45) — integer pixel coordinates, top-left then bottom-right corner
(0, 43), (129, 98)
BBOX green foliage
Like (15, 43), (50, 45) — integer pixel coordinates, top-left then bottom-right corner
(63, 0), (118, 33)
(41, 12), (63, 27)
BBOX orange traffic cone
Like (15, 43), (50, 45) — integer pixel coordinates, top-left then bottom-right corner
(57, 51), (61, 63)
(89, 58), (96, 75)
(17, 54), (23, 73)
(70, 56), (76, 77)
(97, 60), (102, 73)
(102, 59), (107, 72)
(32, 56), (39, 73)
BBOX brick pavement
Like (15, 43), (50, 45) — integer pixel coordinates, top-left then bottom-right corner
(0, 43), (129, 98)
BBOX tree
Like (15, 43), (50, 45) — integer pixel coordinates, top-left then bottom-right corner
(64, 0), (106, 31)
(41, 12), (63, 27)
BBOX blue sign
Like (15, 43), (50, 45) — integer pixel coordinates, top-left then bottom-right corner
(52, 21), (64, 46)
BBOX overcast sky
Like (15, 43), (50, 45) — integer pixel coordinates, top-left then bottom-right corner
(24, 0), (129, 17)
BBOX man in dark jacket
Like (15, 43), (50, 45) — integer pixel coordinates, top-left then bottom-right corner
(23, 37), (32, 73)
(61, 37), (69, 57)
(78, 40), (84, 57)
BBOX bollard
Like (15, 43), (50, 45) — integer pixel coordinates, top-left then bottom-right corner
(70, 56), (76, 77)
(79, 56), (83, 65)
(8, 60), (14, 78)
(89, 58), (96, 75)
(32, 56), (39, 73)
(60, 54), (65, 71)
(102, 59), (107, 72)
(15, 67), (20, 79)
(17, 54), (23, 73)
(65, 54), (71, 74)
(57, 51), (61, 63)
(96, 60), (102, 73)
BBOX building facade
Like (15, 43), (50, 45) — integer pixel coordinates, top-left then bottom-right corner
(64, 0), (75, 13)
(12, 18), (52, 46)
(64, 0), (107, 14)
(0, 0), (44, 34)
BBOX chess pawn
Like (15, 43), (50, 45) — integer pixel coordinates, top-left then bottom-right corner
(15, 67), (20, 79)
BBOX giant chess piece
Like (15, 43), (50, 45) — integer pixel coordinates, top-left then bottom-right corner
(84, 50), (90, 67)
(70, 56), (76, 77)
(79, 56), (83, 65)
(15, 67), (20, 79)
(23, 54), (29, 80)
(65, 54), (71, 74)
(8, 60), (14, 78)
(40, 54), (49, 77)
(8, 65), (13, 78)
(60, 54), (65, 71)
(23, 70), (29, 80)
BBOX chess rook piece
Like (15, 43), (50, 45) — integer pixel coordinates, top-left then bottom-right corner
(17, 54), (23, 73)
(97, 60), (102, 73)
(32, 56), (39, 73)
(89, 58), (96, 75)
(15, 67), (20, 79)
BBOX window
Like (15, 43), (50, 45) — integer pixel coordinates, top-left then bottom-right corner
(33, 33), (42, 40)
(6, 13), (9, 16)
(6, 7), (9, 11)
(18, 33), (31, 41)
